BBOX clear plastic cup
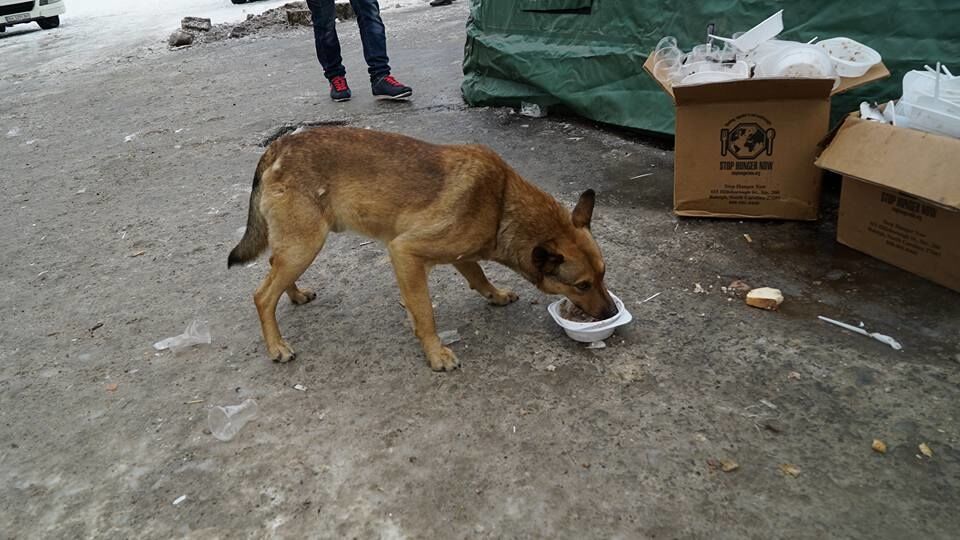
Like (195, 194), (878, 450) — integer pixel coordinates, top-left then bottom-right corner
(654, 57), (681, 85)
(655, 36), (679, 58)
(207, 399), (258, 441)
(690, 43), (721, 64)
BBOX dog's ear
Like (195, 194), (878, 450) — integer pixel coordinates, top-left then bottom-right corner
(572, 189), (595, 229)
(532, 245), (565, 275)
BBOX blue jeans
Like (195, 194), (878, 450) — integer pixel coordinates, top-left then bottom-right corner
(305, 0), (391, 83)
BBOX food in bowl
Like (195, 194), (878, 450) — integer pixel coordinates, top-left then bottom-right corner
(559, 299), (613, 323)
(547, 293), (633, 343)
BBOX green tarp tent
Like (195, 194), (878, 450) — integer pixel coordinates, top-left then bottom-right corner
(462, 0), (960, 134)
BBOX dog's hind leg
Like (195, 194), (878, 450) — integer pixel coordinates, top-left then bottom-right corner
(254, 218), (328, 363)
(454, 262), (519, 306)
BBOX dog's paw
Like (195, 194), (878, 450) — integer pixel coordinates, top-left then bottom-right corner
(487, 288), (519, 306)
(288, 288), (316, 306)
(269, 340), (296, 363)
(427, 347), (460, 372)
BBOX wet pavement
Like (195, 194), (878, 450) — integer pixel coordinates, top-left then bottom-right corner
(1, 2), (958, 538)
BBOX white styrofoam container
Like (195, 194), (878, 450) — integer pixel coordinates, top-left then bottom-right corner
(547, 292), (633, 343)
(817, 37), (882, 78)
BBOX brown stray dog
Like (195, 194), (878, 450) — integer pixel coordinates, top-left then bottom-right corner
(228, 127), (616, 371)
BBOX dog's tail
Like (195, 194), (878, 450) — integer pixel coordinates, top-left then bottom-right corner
(228, 156), (270, 268)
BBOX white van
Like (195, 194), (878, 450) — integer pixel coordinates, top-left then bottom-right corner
(0, 0), (65, 32)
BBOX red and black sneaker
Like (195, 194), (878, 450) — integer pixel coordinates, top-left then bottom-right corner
(371, 75), (412, 100)
(329, 76), (352, 102)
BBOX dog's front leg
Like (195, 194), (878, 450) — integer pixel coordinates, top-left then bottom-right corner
(454, 262), (519, 306)
(389, 247), (459, 372)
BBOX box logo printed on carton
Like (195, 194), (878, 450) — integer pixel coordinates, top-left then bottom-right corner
(720, 114), (776, 166)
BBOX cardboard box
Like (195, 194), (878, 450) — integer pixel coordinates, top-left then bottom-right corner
(643, 56), (888, 220)
(816, 114), (960, 292)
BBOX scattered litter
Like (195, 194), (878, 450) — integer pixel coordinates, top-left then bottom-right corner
(788, 371), (801, 380)
(694, 283), (706, 294)
(172, 495), (187, 506)
(586, 341), (606, 350)
(105, 383), (119, 392)
(356, 241), (374, 248)
(639, 292), (662, 304)
(759, 399), (778, 410)
(630, 173), (653, 180)
(567, 137), (584, 141)
(153, 320), (211, 354)
(90, 322), (104, 333)
(727, 280), (752, 295)
(746, 287), (784, 310)
(545, 364), (557, 372)
(919, 443), (933, 458)
(207, 399), (258, 442)
(6, 127), (20, 137)
(743, 233), (754, 243)
(779, 464), (801, 477)
(763, 419), (784, 433)
(817, 316), (902, 351)
(25, 139), (36, 145)
(184, 399), (205, 405)
(124, 133), (138, 143)
(293, 384), (307, 392)
(720, 459), (739, 472)
(129, 251), (146, 258)
(75, 187), (87, 194)
(872, 439), (887, 454)
(438, 329), (461, 346)
(520, 102), (547, 118)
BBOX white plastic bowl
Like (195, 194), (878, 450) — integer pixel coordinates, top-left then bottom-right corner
(903, 70), (960, 104)
(755, 44), (838, 88)
(547, 292), (633, 343)
(817, 37), (881, 78)
(755, 44), (834, 77)
(898, 100), (960, 138)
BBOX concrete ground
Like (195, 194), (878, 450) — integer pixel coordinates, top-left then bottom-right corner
(2, 3), (958, 538)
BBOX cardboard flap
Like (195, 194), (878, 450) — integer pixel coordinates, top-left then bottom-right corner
(673, 77), (833, 105)
(831, 63), (890, 96)
(816, 115), (960, 210)
(642, 53), (675, 102)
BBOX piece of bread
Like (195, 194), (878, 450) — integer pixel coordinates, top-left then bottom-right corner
(746, 287), (784, 310)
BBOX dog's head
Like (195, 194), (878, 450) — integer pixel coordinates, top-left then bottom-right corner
(532, 190), (618, 320)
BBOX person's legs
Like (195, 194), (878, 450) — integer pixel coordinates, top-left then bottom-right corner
(305, 0), (346, 80)
(349, 0), (390, 82)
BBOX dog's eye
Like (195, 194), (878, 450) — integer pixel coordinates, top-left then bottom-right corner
(576, 282), (591, 291)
